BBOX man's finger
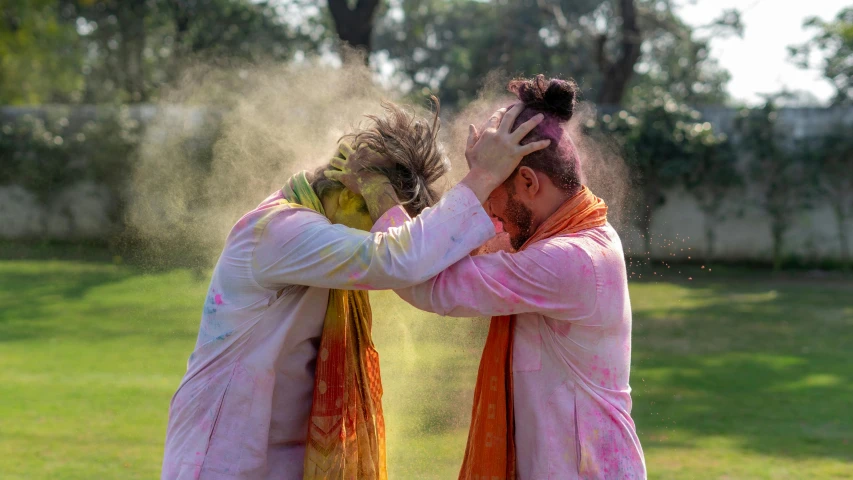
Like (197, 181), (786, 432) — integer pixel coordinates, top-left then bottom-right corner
(338, 142), (356, 159)
(498, 102), (526, 134)
(467, 124), (479, 150)
(511, 113), (544, 142)
(476, 110), (499, 137)
(518, 139), (551, 157)
(329, 156), (347, 170)
(486, 107), (507, 130)
(324, 169), (344, 181)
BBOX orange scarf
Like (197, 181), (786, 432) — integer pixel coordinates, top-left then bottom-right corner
(277, 170), (387, 479)
(303, 289), (386, 479)
(458, 186), (607, 480)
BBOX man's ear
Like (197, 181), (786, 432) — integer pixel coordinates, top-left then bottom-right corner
(517, 166), (540, 198)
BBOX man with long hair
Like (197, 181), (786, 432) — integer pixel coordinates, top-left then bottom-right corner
(393, 77), (646, 479)
(161, 99), (549, 480)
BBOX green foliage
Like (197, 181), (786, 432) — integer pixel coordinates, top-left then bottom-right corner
(170, 0), (312, 59)
(586, 92), (732, 255)
(0, 0), (84, 104)
(374, 0), (602, 109)
(683, 128), (741, 260)
(789, 7), (853, 106)
(0, 0), (323, 104)
(374, 0), (736, 109)
(796, 123), (853, 269)
(1, 0), (737, 108)
(0, 109), (141, 212)
(628, 26), (730, 106)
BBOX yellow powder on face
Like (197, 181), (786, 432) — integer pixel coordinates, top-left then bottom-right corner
(126, 59), (630, 478)
(333, 192), (373, 231)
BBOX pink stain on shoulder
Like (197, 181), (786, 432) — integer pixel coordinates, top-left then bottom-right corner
(214, 294), (223, 305)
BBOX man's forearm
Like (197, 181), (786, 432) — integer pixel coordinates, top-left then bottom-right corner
(460, 168), (503, 204)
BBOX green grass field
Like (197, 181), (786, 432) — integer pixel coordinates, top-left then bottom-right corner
(1, 248), (851, 479)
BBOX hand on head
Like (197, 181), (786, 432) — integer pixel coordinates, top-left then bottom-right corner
(461, 103), (551, 204)
(323, 144), (400, 223)
(321, 97), (553, 224)
(323, 143), (391, 197)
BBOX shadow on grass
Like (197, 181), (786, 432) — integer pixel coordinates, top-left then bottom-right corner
(0, 255), (207, 345)
(4, 248), (851, 467)
(630, 266), (853, 463)
(0, 262), (137, 342)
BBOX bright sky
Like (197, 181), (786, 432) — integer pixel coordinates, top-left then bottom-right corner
(678, 0), (849, 105)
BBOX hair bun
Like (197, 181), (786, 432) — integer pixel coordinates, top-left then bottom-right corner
(507, 74), (577, 122)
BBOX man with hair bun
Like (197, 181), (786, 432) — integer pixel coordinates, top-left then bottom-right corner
(393, 75), (646, 479)
(161, 100), (550, 480)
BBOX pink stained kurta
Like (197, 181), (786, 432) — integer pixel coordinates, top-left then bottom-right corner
(161, 184), (495, 480)
(382, 208), (647, 479)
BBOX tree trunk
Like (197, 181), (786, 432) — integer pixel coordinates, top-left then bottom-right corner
(833, 202), (850, 271)
(596, 0), (642, 105)
(638, 200), (653, 264)
(771, 221), (785, 271)
(328, 0), (381, 65)
(169, 0), (192, 81)
(118, 0), (148, 102)
(705, 218), (715, 264)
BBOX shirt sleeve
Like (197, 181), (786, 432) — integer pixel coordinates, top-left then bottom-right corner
(251, 183), (495, 290)
(394, 239), (598, 320)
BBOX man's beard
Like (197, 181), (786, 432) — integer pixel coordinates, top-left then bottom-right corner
(504, 193), (534, 251)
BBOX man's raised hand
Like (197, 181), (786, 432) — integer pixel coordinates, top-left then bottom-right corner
(323, 145), (401, 221)
(461, 103), (550, 203)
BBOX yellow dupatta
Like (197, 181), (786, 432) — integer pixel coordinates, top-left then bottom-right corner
(279, 164), (387, 479)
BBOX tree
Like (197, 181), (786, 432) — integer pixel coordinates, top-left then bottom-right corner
(589, 92), (728, 259)
(166, 0), (313, 62)
(48, 0), (313, 103)
(789, 7), (853, 106)
(735, 101), (813, 271)
(589, 0), (641, 104)
(374, 0), (738, 110)
(327, 0), (382, 63)
(799, 126), (853, 270)
(532, 0), (740, 105)
(54, 0), (160, 102)
(0, 0), (84, 104)
(374, 0), (605, 109)
(682, 134), (741, 262)
(625, 5), (740, 106)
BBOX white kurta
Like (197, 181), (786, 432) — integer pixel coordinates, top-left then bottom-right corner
(382, 205), (647, 479)
(161, 184), (494, 480)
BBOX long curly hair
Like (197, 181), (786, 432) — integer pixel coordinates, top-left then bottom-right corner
(311, 97), (449, 215)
